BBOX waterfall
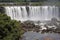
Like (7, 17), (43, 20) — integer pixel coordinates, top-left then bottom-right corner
(4, 6), (59, 21)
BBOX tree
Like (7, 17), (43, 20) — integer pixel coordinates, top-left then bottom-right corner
(0, 7), (5, 13)
(0, 0), (48, 2)
(0, 13), (24, 40)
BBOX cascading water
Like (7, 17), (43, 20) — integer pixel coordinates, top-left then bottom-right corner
(4, 6), (59, 21)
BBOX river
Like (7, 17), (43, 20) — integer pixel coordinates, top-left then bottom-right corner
(22, 31), (60, 40)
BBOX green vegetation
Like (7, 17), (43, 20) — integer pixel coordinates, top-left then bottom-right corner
(0, 0), (47, 2)
(0, 7), (5, 13)
(0, 0), (48, 6)
(0, 13), (24, 40)
(0, 2), (44, 6)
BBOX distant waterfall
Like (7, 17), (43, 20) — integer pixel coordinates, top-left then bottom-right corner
(4, 6), (59, 21)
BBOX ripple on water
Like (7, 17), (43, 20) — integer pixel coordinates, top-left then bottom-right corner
(22, 31), (60, 40)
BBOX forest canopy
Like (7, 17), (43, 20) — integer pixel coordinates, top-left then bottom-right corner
(0, 13), (24, 40)
(0, 0), (48, 2)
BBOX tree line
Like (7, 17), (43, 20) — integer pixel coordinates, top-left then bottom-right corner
(0, 0), (47, 2)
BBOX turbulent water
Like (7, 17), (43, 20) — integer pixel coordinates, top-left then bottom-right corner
(5, 6), (60, 21)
